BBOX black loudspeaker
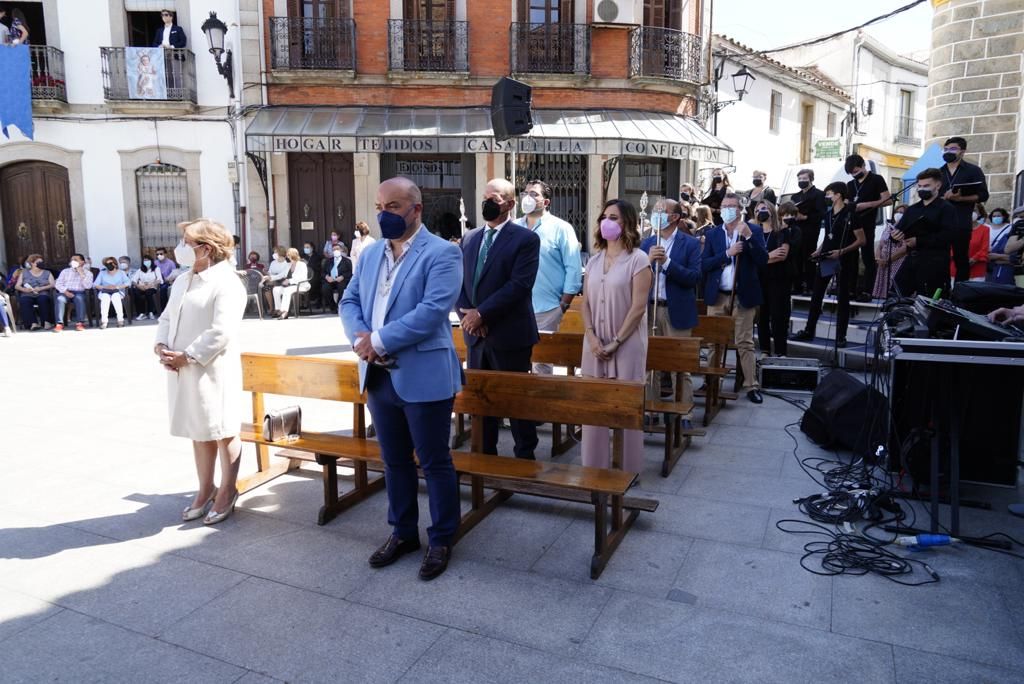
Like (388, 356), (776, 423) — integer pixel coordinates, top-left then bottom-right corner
(491, 76), (533, 141)
(800, 370), (888, 457)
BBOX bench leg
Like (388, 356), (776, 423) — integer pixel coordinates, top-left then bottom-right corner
(451, 413), (471, 450)
(314, 455), (386, 526)
(550, 423), (578, 459)
(454, 475), (510, 543)
(591, 492), (640, 580)
(660, 413), (693, 478)
(237, 443), (301, 495)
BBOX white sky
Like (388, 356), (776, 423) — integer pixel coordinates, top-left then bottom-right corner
(712, 0), (933, 60)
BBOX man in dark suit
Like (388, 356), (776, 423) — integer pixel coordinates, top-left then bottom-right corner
(701, 192), (768, 403)
(641, 198), (702, 415)
(791, 168), (828, 295)
(892, 167), (959, 298)
(457, 178), (541, 459)
(938, 136), (989, 283)
(321, 243), (353, 308)
(153, 9), (187, 48)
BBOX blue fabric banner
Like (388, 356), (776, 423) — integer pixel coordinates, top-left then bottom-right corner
(0, 43), (33, 139)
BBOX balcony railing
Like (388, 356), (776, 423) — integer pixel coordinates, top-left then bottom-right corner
(895, 115), (923, 146)
(388, 20), (468, 73)
(30, 45), (67, 102)
(510, 22), (590, 75)
(270, 16), (356, 70)
(628, 26), (704, 84)
(100, 47), (197, 103)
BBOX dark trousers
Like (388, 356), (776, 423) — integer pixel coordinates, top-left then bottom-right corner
(134, 288), (159, 315)
(467, 342), (538, 459)
(798, 225), (821, 292)
(159, 283), (171, 309)
(322, 280), (346, 306)
(804, 259), (856, 342)
(951, 226), (971, 283)
(17, 293), (54, 327)
(758, 278), (791, 356)
(365, 366), (460, 548)
(895, 254), (950, 299)
(858, 223), (876, 295)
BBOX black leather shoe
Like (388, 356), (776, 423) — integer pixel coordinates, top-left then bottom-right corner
(369, 534), (421, 568)
(836, 338), (848, 348)
(790, 329), (813, 342)
(747, 390), (764, 404)
(418, 545), (450, 581)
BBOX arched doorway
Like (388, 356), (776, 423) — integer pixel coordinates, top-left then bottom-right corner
(1, 161), (75, 268)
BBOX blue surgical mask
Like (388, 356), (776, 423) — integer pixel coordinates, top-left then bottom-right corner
(650, 212), (668, 231)
(303, 247), (313, 256)
(720, 207), (738, 224)
(991, 216), (1004, 225)
(378, 208), (411, 239)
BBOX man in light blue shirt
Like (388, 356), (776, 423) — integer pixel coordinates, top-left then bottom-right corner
(515, 179), (583, 374)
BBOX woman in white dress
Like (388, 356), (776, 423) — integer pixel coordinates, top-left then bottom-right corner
(271, 247), (310, 319)
(155, 219), (247, 525)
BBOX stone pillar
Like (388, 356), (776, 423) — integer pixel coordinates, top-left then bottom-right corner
(927, 0), (1023, 209)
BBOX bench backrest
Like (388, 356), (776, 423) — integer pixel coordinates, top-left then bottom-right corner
(455, 369), (644, 431)
(558, 309), (585, 334)
(646, 336), (704, 373)
(241, 353), (365, 403)
(694, 315), (734, 346)
(531, 332), (583, 368)
(451, 326), (468, 363)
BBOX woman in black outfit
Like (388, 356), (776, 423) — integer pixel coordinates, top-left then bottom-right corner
(790, 183), (865, 348)
(701, 169), (732, 223)
(757, 201), (800, 356)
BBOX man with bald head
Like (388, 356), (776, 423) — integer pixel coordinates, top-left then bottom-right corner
(642, 198), (702, 418)
(457, 177), (541, 459)
(341, 176), (464, 580)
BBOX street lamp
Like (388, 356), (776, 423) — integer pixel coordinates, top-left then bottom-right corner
(730, 65), (755, 101)
(201, 10), (234, 98)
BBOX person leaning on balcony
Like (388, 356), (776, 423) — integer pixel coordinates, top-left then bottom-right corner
(0, 8), (30, 46)
(153, 8), (187, 48)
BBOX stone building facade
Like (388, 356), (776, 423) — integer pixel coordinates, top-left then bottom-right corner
(927, 0), (1024, 211)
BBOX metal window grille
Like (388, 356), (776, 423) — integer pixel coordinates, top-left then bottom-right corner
(509, 154), (588, 244)
(136, 163), (189, 254)
(623, 159), (666, 210)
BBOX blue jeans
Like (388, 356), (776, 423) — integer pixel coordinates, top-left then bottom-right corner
(17, 293), (54, 326)
(56, 291), (87, 324)
(365, 365), (459, 547)
(0, 298), (9, 328)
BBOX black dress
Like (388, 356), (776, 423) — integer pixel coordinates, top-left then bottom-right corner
(757, 224), (799, 356)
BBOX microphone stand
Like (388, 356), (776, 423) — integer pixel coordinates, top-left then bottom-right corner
(881, 180), (917, 307)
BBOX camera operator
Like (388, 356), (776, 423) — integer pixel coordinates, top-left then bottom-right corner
(891, 168), (958, 298)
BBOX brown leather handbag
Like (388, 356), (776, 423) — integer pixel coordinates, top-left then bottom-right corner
(262, 406), (302, 442)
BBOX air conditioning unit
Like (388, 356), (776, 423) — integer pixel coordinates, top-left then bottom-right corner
(593, 0), (641, 25)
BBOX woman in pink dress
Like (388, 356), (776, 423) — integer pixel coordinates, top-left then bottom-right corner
(873, 205), (908, 299)
(581, 199), (652, 474)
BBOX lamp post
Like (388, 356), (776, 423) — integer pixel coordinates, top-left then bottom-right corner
(709, 59), (757, 135)
(202, 10), (241, 243)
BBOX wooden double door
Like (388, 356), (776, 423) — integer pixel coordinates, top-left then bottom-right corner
(1, 161), (75, 268)
(287, 153), (355, 252)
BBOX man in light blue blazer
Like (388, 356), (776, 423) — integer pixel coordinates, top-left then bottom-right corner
(340, 177), (463, 581)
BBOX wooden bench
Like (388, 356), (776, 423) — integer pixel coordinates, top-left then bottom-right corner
(692, 314), (738, 426)
(238, 353), (654, 579)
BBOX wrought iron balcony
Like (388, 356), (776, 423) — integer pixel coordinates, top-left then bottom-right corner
(895, 115), (923, 146)
(510, 22), (590, 75)
(270, 16), (356, 70)
(30, 45), (67, 102)
(388, 20), (468, 73)
(628, 26), (704, 84)
(100, 47), (197, 103)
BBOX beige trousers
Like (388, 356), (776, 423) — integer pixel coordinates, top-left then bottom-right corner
(532, 306), (565, 375)
(707, 293), (759, 390)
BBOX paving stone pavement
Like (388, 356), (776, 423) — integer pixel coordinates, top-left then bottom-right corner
(1, 314), (1022, 683)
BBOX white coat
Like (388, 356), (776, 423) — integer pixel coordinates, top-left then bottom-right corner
(155, 259), (247, 441)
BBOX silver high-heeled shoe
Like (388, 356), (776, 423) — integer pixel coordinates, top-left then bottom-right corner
(203, 491), (239, 526)
(182, 488), (217, 522)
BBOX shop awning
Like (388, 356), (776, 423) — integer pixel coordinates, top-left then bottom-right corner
(245, 106), (733, 165)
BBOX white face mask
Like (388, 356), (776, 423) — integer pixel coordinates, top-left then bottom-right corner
(119, 263), (129, 270)
(174, 239), (197, 268)
(70, 260), (81, 269)
(156, 254), (165, 261)
(333, 250), (342, 258)
(520, 194), (538, 215)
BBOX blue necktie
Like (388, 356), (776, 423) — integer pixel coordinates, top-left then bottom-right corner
(472, 228), (496, 305)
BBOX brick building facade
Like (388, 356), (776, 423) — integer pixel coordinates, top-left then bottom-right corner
(246, 0), (731, 253)
(927, 0), (1024, 211)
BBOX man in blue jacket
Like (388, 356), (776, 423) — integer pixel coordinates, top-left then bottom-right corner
(457, 178), (541, 459)
(701, 192), (769, 403)
(641, 198), (702, 416)
(341, 177), (464, 581)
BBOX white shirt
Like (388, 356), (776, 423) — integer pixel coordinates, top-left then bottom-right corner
(266, 258), (290, 282)
(131, 268), (163, 287)
(351, 234), (376, 263)
(720, 225), (739, 292)
(161, 26), (172, 48)
(653, 228), (678, 301)
(370, 226), (422, 356)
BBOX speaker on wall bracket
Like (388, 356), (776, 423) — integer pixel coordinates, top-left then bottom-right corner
(491, 77), (533, 142)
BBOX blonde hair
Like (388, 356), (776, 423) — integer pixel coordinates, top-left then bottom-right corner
(179, 218), (234, 263)
(286, 247), (301, 262)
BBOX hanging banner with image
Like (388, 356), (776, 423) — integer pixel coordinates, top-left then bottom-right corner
(125, 47), (167, 99)
(0, 43), (33, 139)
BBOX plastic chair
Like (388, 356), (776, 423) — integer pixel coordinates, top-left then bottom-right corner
(242, 269), (263, 320)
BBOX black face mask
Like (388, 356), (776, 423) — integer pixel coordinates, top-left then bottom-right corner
(680, 193), (691, 202)
(797, 180), (810, 190)
(852, 169), (865, 178)
(942, 151), (958, 163)
(713, 176), (722, 182)
(783, 217), (797, 226)
(104, 263), (115, 271)
(756, 211), (770, 222)
(917, 189), (934, 200)
(752, 179), (764, 187)
(481, 198), (504, 222)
